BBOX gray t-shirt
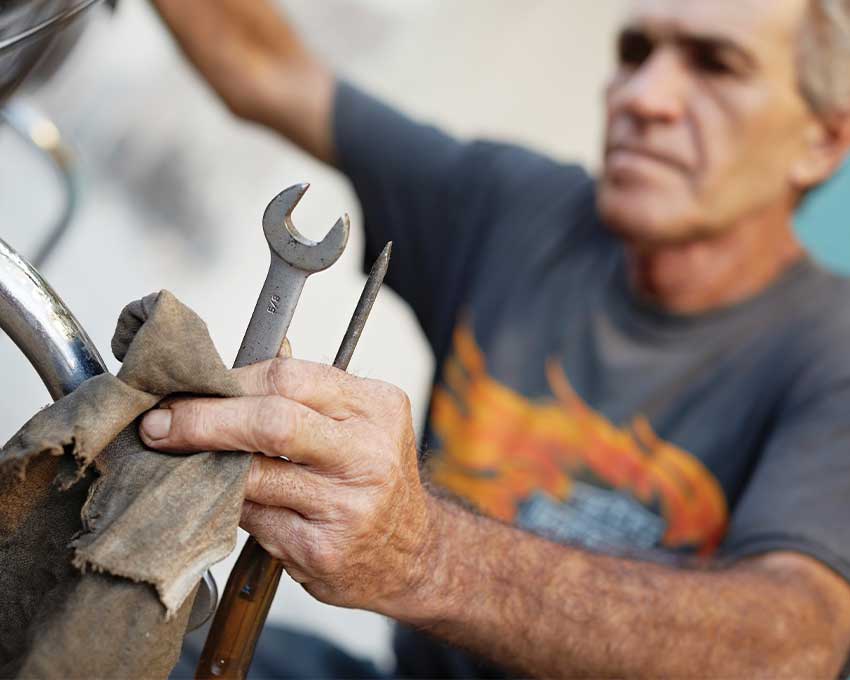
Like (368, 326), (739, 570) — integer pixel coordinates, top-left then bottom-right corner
(334, 81), (850, 677)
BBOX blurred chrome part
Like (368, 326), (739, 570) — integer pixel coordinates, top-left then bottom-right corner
(0, 0), (109, 103)
(0, 0), (217, 638)
(0, 236), (105, 398)
(0, 0), (101, 54)
(190, 571), (219, 632)
(0, 238), (218, 631)
(1, 99), (79, 268)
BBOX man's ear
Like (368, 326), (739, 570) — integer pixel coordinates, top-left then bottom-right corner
(790, 112), (850, 190)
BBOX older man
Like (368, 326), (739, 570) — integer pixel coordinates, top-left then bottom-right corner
(148, 0), (850, 676)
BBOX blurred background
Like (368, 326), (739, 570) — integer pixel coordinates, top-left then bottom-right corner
(1, 0), (847, 668)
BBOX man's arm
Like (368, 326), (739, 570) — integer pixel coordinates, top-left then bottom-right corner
(411, 501), (850, 678)
(139, 358), (850, 679)
(151, 0), (335, 163)
(152, 0), (539, 360)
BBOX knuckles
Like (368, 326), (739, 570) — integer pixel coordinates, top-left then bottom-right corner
(362, 379), (414, 438)
(264, 357), (414, 429)
(266, 357), (301, 396)
(302, 536), (344, 578)
(370, 379), (410, 414)
(249, 395), (299, 456)
(245, 456), (275, 499)
(169, 399), (213, 447)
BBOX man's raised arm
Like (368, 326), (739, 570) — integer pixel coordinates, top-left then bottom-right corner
(152, 0), (336, 164)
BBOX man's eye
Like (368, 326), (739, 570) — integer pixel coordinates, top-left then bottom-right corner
(689, 47), (734, 76)
(618, 32), (653, 68)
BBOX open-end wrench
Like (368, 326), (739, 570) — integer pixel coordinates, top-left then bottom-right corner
(233, 183), (349, 369)
(194, 184), (350, 680)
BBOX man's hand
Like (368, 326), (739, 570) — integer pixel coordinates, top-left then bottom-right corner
(151, 0), (335, 163)
(139, 357), (434, 613)
(139, 355), (850, 677)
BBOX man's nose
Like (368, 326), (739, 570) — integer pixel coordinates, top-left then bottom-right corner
(609, 50), (688, 124)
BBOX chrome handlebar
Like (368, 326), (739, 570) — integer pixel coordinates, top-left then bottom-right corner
(0, 237), (105, 397)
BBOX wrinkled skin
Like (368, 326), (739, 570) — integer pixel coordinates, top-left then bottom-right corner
(144, 0), (850, 676)
(597, 0), (850, 314)
(140, 352), (435, 615)
(599, 0), (839, 242)
(140, 353), (850, 677)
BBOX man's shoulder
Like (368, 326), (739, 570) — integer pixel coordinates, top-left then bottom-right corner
(334, 79), (595, 206)
(463, 142), (610, 262)
(775, 261), (850, 394)
(462, 140), (594, 202)
(462, 141), (604, 250)
(793, 262), (850, 332)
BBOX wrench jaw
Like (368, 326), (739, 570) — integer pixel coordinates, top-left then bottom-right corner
(262, 183), (350, 273)
(263, 182), (310, 245)
(281, 213), (350, 272)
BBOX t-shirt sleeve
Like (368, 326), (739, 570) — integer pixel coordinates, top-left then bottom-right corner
(720, 331), (850, 584)
(332, 79), (587, 359)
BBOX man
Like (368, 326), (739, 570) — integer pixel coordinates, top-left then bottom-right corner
(145, 0), (850, 676)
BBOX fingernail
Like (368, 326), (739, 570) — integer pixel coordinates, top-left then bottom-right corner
(141, 409), (172, 440)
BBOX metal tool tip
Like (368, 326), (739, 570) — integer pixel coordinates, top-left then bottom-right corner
(288, 182), (310, 202)
(369, 242), (392, 278)
(330, 213), (351, 237)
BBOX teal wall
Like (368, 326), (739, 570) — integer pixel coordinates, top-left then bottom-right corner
(796, 163), (850, 274)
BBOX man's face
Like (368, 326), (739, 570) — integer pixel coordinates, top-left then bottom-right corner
(598, 0), (816, 245)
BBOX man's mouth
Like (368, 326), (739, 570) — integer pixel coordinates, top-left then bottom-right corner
(604, 144), (690, 175)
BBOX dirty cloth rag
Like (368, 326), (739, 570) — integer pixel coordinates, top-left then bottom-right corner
(0, 291), (252, 679)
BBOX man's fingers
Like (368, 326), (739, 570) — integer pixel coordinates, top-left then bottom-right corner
(240, 501), (312, 583)
(278, 337), (292, 359)
(243, 453), (329, 515)
(230, 357), (367, 418)
(139, 394), (348, 466)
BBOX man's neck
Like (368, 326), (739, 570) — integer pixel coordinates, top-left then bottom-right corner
(624, 214), (806, 315)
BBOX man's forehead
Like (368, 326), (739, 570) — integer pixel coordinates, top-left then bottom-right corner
(624, 0), (809, 52)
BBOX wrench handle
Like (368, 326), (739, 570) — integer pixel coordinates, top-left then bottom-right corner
(196, 244), (390, 680)
(234, 258), (306, 368)
(196, 257), (305, 679)
(195, 537), (281, 680)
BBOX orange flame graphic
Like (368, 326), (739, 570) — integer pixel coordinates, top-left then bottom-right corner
(429, 324), (728, 556)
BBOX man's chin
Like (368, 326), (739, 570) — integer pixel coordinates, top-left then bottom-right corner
(597, 183), (697, 246)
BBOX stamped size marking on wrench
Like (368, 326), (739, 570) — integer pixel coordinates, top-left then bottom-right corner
(266, 295), (281, 314)
(234, 183), (350, 369)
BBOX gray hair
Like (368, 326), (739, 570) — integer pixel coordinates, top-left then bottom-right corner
(799, 0), (850, 117)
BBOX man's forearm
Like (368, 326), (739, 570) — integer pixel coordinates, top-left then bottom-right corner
(138, 359), (850, 677)
(389, 496), (847, 678)
(151, 0), (336, 164)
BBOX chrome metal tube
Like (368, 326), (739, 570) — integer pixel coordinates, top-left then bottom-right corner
(1, 100), (80, 268)
(0, 236), (105, 398)
(0, 0), (103, 55)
